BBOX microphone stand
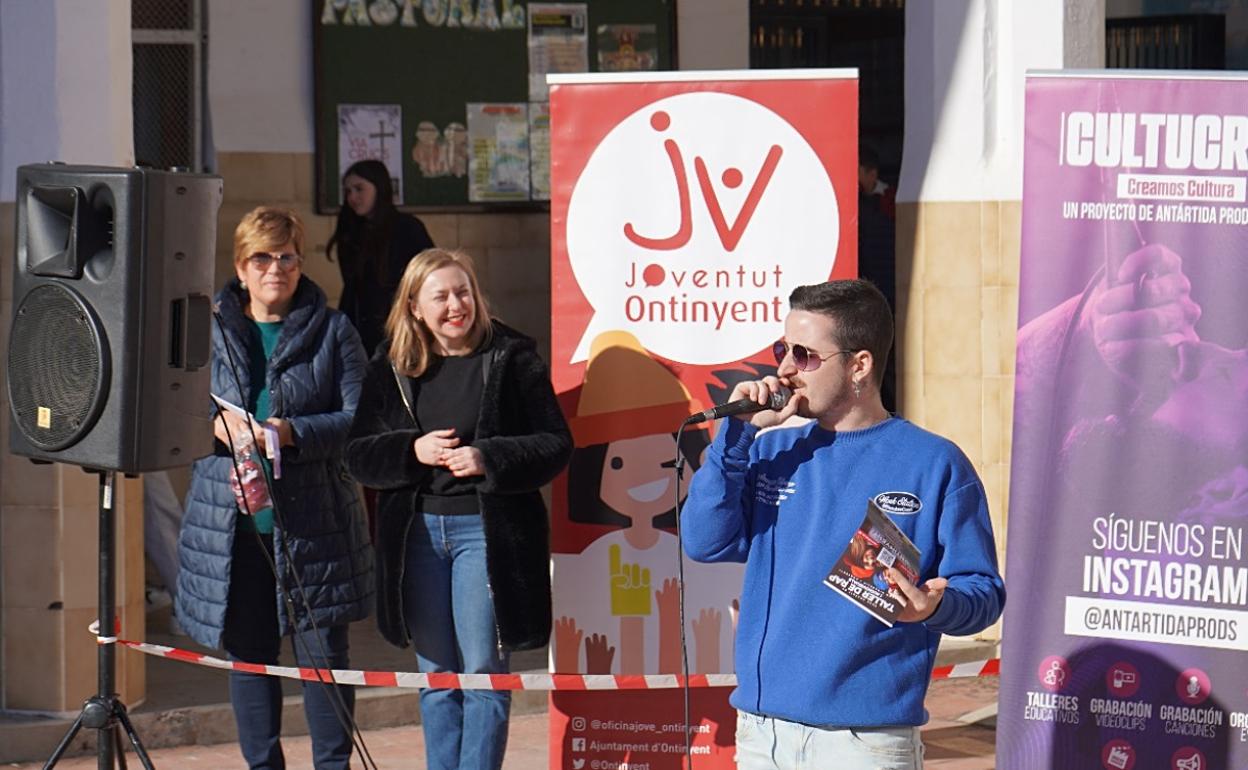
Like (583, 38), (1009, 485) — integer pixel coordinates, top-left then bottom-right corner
(42, 470), (155, 770)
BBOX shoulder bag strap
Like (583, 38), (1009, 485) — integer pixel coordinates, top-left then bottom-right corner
(390, 361), (420, 430)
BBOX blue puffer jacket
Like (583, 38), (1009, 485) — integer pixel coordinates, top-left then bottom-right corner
(175, 276), (375, 649)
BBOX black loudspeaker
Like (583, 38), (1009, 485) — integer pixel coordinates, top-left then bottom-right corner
(7, 163), (222, 472)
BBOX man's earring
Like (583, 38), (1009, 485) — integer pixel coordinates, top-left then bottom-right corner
(853, 381), (862, 399)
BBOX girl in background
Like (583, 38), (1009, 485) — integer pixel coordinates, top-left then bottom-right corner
(327, 159), (435, 356)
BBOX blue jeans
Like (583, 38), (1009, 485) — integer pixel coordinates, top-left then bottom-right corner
(224, 532), (355, 770)
(404, 513), (511, 770)
(735, 710), (923, 770)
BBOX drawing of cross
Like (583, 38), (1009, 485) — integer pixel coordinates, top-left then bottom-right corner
(370, 119), (396, 161)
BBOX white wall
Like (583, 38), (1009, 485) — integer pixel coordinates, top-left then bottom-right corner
(678, 0), (750, 70)
(0, 0), (133, 201)
(898, 0), (1103, 203)
(207, 0), (315, 153)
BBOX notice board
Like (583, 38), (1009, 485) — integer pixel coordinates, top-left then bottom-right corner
(313, 0), (676, 212)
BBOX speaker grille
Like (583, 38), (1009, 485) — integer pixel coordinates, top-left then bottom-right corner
(8, 284), (108, 451)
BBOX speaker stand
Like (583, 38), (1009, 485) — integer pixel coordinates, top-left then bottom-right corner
(43, 471), (155, 770)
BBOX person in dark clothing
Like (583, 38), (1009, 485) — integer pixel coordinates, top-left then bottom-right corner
(327, 158), (435, 356)
(344, 248), (572, 770)
(176, 207), (374, 770)
(329, 159), (436, 541)
(858, 144), (898, 413)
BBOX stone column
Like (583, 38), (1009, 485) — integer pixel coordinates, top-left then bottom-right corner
(894, 0), (1104, 638)
(0, 0), (145, 713)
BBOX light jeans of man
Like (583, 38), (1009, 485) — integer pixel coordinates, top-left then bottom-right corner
(404, 513), (511, 770)
(735, 710), (923, 770)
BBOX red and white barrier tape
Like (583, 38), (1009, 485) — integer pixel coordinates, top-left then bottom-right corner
(102, 632), (999, 690)
(930, 658), (999, 680)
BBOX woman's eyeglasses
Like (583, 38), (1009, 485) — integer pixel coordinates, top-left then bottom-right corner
(772, 340), (853, 372)
(248, 252), (302, 272)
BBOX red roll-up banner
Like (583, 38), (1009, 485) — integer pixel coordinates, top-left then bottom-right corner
(547, 69), (858, 769)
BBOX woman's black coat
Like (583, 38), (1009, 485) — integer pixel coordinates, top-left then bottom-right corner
(344, 321), (572, 651)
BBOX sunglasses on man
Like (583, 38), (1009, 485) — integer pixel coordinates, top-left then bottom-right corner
(772, 340), (855, 372)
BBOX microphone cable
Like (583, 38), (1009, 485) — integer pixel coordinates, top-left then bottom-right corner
(213, 309), (377, 770)
(671, 419), (696, 767)
(212, 309), (379, 770)
(669, 382), (781, 767)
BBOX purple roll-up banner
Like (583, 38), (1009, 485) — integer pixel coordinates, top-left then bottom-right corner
(997, 71), (1248, 770)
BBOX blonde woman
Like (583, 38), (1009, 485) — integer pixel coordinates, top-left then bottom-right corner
(345, 249), (571, 770)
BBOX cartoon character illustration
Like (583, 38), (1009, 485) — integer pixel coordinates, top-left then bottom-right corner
(551, 331), (744, 675)
(412, 120), (448, 178)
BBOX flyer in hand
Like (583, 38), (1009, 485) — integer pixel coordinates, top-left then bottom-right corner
(211, 394), (280, 515)
(822, 499), (922, 627)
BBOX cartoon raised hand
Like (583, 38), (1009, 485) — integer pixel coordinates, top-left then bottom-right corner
(609, 543), (651, 616)
(692, 607), (722, 674)
(1091, 243), (1200, 390)
(585, 632), (616, 674)
(619, 617), (644, 673)
(553, 616), (583, 673)
(655, 578), (682, 674)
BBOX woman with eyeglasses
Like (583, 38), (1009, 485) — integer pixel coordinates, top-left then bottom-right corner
(344, 248), (572, 770)
(327, 159), (435, 357)
(176, 206), (375, 770)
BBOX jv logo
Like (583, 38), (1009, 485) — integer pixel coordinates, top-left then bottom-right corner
(623, 109), (783, 252)
(565, 89), (844, 365)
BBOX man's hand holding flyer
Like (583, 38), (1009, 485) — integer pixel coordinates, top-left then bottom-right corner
(823, 500), (921, 626)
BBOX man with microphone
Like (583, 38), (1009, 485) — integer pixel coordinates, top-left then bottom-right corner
(681, 279), (1005, 769)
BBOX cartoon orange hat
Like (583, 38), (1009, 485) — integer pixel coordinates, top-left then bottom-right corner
(569, 331), (703, 446)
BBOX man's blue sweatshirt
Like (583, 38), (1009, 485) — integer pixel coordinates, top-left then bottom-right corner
(682, 416), (1005, 728)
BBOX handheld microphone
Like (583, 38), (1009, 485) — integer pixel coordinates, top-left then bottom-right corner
(684, 386), (792, 424)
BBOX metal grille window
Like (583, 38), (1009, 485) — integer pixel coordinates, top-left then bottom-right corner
(132, 0), (205, 171)
(749, 0), (905, 174)
(132, 0), (193, 31)
(1106, 14), (1225, 70)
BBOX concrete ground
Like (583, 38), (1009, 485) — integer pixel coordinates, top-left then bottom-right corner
(0, 608), (999, 768)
